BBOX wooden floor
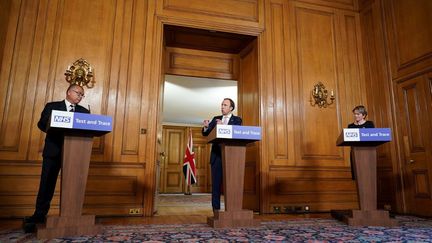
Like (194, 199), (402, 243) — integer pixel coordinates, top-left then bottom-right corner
(0, 193), (332, 231)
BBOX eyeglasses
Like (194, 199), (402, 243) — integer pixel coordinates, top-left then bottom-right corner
(72, 90), (85, 98)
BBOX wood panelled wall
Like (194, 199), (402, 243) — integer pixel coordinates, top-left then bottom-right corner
(360, 0), (432, 215)
(0, 0), (12, 70)
(0, 0), (431, 217)
(157, 0), (265, 35)
(359, 0), (398, 212)
(165, 47), (239, 80)
(0, 0), (157, 217)
(260, 0), (364, 213)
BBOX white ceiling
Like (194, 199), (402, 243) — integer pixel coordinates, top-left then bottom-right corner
(163, 75), (238, 125)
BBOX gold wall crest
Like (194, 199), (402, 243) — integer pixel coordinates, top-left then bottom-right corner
(64, 58), (95, 88)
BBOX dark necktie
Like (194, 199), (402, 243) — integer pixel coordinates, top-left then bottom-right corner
(69, 105), (75, 112)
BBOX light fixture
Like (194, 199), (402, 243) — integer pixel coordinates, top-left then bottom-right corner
(310, 82), (335, 108)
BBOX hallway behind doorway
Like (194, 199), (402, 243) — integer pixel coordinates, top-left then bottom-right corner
(156, 193), (224, 216)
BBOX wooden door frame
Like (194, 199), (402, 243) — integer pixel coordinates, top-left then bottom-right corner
(146, 16), (264, 215)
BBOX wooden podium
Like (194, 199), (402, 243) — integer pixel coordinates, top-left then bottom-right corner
(333, 128), (397, 227)
(37, 111), (112, 239)
(206, 125), (261, 228)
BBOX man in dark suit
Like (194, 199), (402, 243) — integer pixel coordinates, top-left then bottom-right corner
(202, 98), (242, 214)
(23, 84), (90, 233)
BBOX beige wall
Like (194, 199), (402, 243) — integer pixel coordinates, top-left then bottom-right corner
(0, 0), (431, 217)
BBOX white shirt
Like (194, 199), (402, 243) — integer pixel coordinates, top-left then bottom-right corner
(222, 113), (232, 125)
(65, 100), (75, 112)
(203, 113), (233, 132)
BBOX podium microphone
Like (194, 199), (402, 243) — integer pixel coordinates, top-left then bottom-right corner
(88, 104), (91, 113)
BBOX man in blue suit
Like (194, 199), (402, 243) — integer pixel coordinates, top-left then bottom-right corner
(23, 84), (90, 233)
(202, 98), (242, 214)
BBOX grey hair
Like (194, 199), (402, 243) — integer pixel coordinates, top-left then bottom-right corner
(352, 105), (367, 116)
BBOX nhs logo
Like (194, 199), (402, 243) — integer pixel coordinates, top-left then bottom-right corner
(50, 110), (73, 128)
(216, 125), (233, 139)
(54, 115), (71, 123)
(343, 128), (360, 141)
(218, 128), (231, 134)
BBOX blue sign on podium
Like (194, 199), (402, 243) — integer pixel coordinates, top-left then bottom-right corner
(342, 128), (391, 142)
(337, 128), (392, 146)
(215, 125), (261, 140)
(50, 110), (113, 132)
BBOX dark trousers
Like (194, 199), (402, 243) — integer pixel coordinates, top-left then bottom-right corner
(211, 158), (223, 210)
(34, 156), (61, 217)
(350, 149), (356, 180)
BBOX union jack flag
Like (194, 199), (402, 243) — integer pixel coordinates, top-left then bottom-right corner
(183, 130), (197, 185)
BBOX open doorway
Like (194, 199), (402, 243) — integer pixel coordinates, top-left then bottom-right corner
(157, 75), (237, 215)
(155, 25), (259, 216)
